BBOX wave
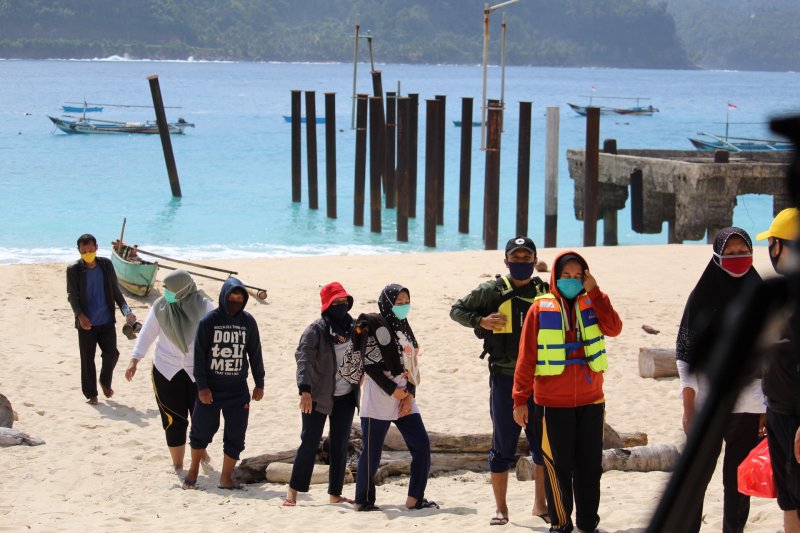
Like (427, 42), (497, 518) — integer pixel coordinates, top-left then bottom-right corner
(0, 243), (400, 265)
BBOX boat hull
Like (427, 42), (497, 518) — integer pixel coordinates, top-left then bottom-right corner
(48, 116), (193, 135)
(282, 115), (325, 124)
(689, 137), (793, 151)
(567, 103), (658, 116)
(110, 251), (158, 296)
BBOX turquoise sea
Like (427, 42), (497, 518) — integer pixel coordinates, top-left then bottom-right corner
(1, 59), (799, 264)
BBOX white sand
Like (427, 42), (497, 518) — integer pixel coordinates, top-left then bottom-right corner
(0, 245), (784, 532)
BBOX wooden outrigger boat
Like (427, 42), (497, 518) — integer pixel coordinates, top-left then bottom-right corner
(49, 115), (194, 135)
(567, 96), (659, 117)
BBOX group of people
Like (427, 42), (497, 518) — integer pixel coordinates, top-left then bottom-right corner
(65, 208), (800, 532)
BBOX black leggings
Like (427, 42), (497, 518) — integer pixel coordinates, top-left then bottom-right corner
(151, 367), (197, 447)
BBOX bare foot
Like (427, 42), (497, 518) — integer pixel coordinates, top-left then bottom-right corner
(87, 396), (99, 405)
(100, 384), (114, 398)
(330, 495), (355, 505)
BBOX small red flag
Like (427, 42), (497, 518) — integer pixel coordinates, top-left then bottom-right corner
(728, 103), (737, 110)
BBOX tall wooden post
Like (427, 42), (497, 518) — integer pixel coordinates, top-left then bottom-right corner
(147, 75), (182, 198)
(370, 71), (386, 197)
(385, 91), (397, 208)
(435, 94), (446, 225)
(458, 97), (474, 234)
(583, 107), (600, 247)
(353, 95), (368, 227)
(544, 106), (560, 248)
(291, 90), (302, 203)
(397, 97), (411, 242)
(484, 104), (503, 250)
(516, 101), (532, 237)
(369, 96), (382, 233)
(305, 91), (319, 210)
(409, 93), (419, 219)
(324, 92), (337, 219)
(602, 138), (618, 245)
(424, 99), (441, 247)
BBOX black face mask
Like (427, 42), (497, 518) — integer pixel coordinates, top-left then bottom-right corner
(227, 300), (244, 316)
(508, 261), (535, 281)
(769, 239), (783, 273)
(326, 303), (350, 321)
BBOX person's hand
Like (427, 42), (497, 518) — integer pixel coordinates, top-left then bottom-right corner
(682, 407), (695, 436)
(758, 413), (767, 438)
(125, 312), (137, 326)
(252, 387), (264, 402)
(583, 269), (598, 292)
(398, 395), (413, 417)
(299, 391), (312, 413)
(480, 313), (508, 332)
(77, 313), (92, 330)
(198, 388), (213, 405)
(125, 359), (138, 381)
(513, 405), (528, 428)
(794, 426), (800, 464)
(392, 387), (408, 400)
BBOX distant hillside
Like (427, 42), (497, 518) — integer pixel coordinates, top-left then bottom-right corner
(0, 0), (692, 69)
(659, 0), (800, 71)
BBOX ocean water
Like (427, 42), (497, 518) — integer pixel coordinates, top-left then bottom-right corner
(1, 59), (799, 264)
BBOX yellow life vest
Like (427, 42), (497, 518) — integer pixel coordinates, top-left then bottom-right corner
(495, 275), (538, 335)
(534, 293), (607, 376)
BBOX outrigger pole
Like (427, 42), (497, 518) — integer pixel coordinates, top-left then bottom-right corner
(350, 18), (376, 130)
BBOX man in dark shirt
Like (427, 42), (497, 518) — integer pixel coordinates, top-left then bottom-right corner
(66, 234), (137, 405)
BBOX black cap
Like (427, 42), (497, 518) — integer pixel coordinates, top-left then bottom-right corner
(505, 236), (536, 256)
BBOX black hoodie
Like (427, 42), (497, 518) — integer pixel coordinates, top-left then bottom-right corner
(193, 277), (265, 392)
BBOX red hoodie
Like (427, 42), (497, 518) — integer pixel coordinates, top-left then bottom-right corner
(512, 251), (623, 408)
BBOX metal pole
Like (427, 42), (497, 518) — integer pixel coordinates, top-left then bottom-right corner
(544, 106), (559, 247)
(516, 101), (532, 237)
(353, 95), (368, 227)
(367, 34), (374, 71)
(147, 75), (181, 198)
(305, 91), (319, 210)
(458, 97), (474, 234)
(435, 94), (446, 226)
(397, 97), (411, 242)
(351, 21), (360, 130)
(424, 99), (440, 247)
(480, 3), (489, 151)
(369, 96), (382, 233)
(583, 107), (600, 247)
(291, 90), (302, 202)
(325, 92), (337, 219)
(409, 93), (419, 219)
(484, 104), (502, 250)
(500, 13), (507, 111)
(385, 91), (397, 209)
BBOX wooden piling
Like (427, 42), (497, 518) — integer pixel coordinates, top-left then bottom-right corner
(371, 70), (384, 98)
(396, 97), (411, 242)
(435, 95), (447, 225)
(603, 138), (618, 155)
(630, 168), (644, 233)
(369, 96), (382, 233)
(291, 90), (302, 203)
(353, 94), (368, 227)
(385, 91), (397, 208)
(602, 138), (618, 245)
(324, 92), (337, 219)
(370, 71), (386, 198)
(458, 97), (474, 234)
(409, 93), (419, 218)
(583, 107), (600, 247)
(305, 91), (319, 210)
(544, 106), (560, 248)
(424, 99), (441, 247)
(516, 101), (532, 237)
(484, 104), (503, 250)
(147, 75), (182, 198)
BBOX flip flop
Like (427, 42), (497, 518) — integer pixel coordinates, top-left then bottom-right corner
(218, 483), (247, 491)
(182, 477), (199, 490)
(490, 515), (509, 526)
(280, 499), (297, 507)
(411, 498), (440, 510)
(537, 513), (551, 524)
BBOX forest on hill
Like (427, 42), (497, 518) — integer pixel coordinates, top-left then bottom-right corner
(0, 0), (693, 68)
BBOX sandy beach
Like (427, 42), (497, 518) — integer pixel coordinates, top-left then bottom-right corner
(0, 244), (785, 532)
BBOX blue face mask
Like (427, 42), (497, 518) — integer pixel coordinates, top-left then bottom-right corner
(163, 289), (177, 304)
(393, 304), (411, 320)
(556, 278), (584, 299)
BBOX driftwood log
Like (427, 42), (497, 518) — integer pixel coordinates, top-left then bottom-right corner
(638, 347), (679, 378)
(375, 451), (488, 484)
(0, 427), (44, 447)
(235, 448), (298, 484)
(0, 394), (13, 428)
(515, 444), (680, 480)
(265, 462), (354, 485)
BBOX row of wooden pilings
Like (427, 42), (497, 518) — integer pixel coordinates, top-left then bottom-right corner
(290, 72), (608, 249)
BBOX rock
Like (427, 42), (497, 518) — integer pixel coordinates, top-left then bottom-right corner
(0, 427), (45, 447)
(535, 261), (549, 272)
(0, 394), (13, 428)
(642, 324), (660, 335)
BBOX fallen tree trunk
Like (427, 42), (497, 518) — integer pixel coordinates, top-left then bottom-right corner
(374, 451), (488, 484)
(638, 347), (678, 378)
(266, 462), (353, 485)
(0, 427), (44, 447)
(234, 448), (297, 484)
(515, 444), (680, 480)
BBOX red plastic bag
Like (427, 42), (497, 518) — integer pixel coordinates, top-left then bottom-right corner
(737, 437), (777, 498)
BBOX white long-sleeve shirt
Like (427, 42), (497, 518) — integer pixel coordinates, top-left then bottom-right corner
(130, 300), (215, 381)
(677, 359), (765, 414)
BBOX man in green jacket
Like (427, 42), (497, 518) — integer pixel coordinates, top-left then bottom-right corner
(450, 236), (549, 527)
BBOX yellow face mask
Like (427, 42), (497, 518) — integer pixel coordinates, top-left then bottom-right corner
(81, 252), (97, 263)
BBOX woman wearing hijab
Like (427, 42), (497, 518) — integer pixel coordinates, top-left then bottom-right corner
(283, 282), (359, 507)
(675, 227), (766, 533)
(512, 251), (622, 533)
(354, 283), (438, 512)
(125, 270), (215, 471)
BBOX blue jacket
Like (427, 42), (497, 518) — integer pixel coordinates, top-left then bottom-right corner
(194, 277), (265, 392)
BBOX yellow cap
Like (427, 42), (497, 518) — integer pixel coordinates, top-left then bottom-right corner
(756, 208), (800, 241)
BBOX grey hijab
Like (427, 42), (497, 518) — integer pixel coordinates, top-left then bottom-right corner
(153, 270), (211, 353)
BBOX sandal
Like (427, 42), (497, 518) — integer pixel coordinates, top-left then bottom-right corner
(182, 477), (199, 490)
(356, 503), (380, 512)
(490, 514), (509, 526)
(411, 498), (440, 510)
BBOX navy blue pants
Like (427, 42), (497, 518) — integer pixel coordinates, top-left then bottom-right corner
(355, 413), (431, 506)
(290, 391), (357, 496)
(77, 322), (119, 399)
(489, 372), (541, 473)
(189, 387), (251, 460)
